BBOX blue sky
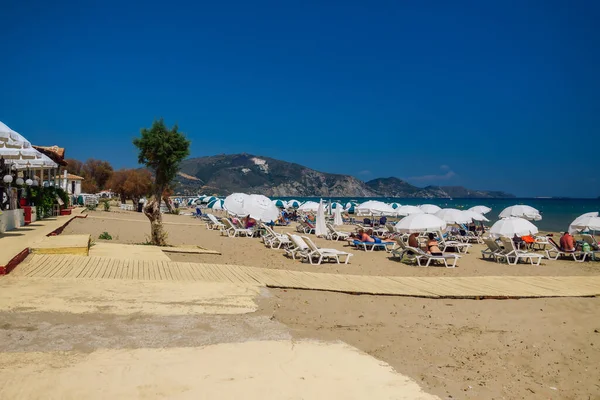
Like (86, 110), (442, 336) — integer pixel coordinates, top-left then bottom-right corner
(1, 0), (598, 197)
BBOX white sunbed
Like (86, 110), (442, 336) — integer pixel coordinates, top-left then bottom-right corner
(300, 235), (353, 265)
(544, 238), (588, 263)
(206, 214), (225, 230)
(499, 237), (543, 266)
(221, 218), (254, 238)
(285, 233), (310, 260)
(326, 223), (351, 241)
(261, 223), (291, 249)
(438, 236), (472, 254)
(395, 240), (460, 268)
(481, 238), (508, 263)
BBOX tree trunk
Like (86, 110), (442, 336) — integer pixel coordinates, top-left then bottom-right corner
(162, 195), (173, 213)
(143, 196), (167, 246)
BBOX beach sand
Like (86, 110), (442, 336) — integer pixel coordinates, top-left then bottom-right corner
(56, 208), (600, 399)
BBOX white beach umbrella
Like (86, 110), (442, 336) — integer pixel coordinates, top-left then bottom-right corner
(245, 194), (280, 222)
(394, 213), (447, 233)
(468, 205), (492, 215)
(224, 193), (250, 216)
(395, 205), (424, 216)
(435, 208), (471, 224)
(298, 201), (319, 212)
(489, 217), (539, 238)
(315, 200), (327, 237)
(499, 205), (542, 221)
(287, 199), (301, 208)
(356, 200), (395, 216)
(333, 206), (343, 226)
(462, 210), (489, 222)
(419, 204), (441, 214)
(568, 214), (600, 234)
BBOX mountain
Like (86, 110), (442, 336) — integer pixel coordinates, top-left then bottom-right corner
(364, 178), (514, 198)
(174, 154), (514, 198)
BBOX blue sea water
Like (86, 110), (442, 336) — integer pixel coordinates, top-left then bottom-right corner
(279, 197), (600, 232)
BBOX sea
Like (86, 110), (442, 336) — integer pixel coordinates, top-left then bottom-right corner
(278, 197), (600, 233)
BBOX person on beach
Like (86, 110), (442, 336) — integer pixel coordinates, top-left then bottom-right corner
(559, 231), (575, 252)
(408, 232), (420, 249)
(426, 233), (443, 256)
(357, 228), (394, 244)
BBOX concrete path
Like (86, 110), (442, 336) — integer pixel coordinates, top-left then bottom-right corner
(0, 208), (85, 273)
(15, 254), (600, 299)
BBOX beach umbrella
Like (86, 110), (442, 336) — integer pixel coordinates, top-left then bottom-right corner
(419, 204), (441, 214)
(345, 201), (358, 210)
(315, 200), (327, 237)
(389, 202), (401, 209)
(356, 200), (395, 216)
(287, 199), (301, 208)
(272, 199), (287, 208)
(207, 199), (225, 210)
(245, 194), (280, 222)
(468, 205), (492, 215)
(395, 205), (424, 216)
(489, 217), (539, 238)
(568, 214), (600, 234)
(394, 213), (447, 233)
(327, 201), (343, 210)
(333, 207), (343, 226)
(435, 208), (471, 224)
(202, 196), (217, 204)
(499, 205), (542, 221)
(462, 210), (490, 222)
(224, 193), (250, 216)
(298, 201), (319, 212)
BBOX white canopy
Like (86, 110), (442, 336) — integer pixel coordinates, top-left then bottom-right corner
(298, 201), (319, 212)
(462, 210), (490, 222)
(245, 194), (280, 222)
(394, 213), (447, 233)
(489, 217), (539, 238)
(224, 193), (250, 216)
(434, 208), (471, 224)
(468, 205), (492, 215)
(499, 205), (542, 221)
(315, 200), (327, 237)
(333, 206), (343, 226)
(0, 121), (58, 168)
(395, 205), (424, 216)
(419, 204), (441, 214)
(356, 200), (395, 216)
(569, 213), (600, 234)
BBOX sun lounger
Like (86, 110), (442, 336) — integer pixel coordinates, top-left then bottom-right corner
(285, 233), (310, 260)
(351, 240), (395, 252)
(206, 214), (225, 230)
(481, 238), (508, 263)
(437, 236), (472, 254)
(499, 237), (543, 265)
(326, 223), (351, 241)
(545, 238), (588, 262)
(300, 235), (353, 265)
(296, 220), (316, 234)
(394, 240), (459, 268)
(221, 218), (253, 238)
(261, 223), (291, 249)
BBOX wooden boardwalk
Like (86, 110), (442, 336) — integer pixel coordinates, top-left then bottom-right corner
(12, 254), (600, 299)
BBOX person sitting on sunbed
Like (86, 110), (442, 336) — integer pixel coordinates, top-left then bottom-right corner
(559, 232), (575, 252)
(358, 229), (394, 244)
(426, 233), (443, 256)
(408, 232), (420, 249)
(244, 216), (257, 229)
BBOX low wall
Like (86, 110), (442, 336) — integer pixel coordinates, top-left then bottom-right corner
(0, 209), (25, 233)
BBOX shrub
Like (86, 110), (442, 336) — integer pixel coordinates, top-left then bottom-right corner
(98, 232), (112, 240)
(86, 204), (97, 211)
(169, 208), (181, 215)
(102, 200), (110, 211)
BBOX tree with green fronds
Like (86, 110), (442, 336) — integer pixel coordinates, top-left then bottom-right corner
(133, 119), (190, 245)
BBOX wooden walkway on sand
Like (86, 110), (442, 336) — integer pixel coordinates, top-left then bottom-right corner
(12, 254), (600, 299)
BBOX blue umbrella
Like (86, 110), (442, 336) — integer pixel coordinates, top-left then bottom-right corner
(272, 199), (287, 208)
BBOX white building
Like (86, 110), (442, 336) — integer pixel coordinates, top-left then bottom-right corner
(61, 172), (84, 195)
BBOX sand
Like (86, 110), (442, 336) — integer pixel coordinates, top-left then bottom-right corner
(5, 207), (600, 399)
(65, 209), (600, 277)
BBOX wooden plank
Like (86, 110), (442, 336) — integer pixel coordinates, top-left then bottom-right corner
(22, 255), (51, 277)
(40, 256), (67, 278)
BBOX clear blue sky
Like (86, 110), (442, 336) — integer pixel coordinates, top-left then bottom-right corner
(1, 0), (598, 197)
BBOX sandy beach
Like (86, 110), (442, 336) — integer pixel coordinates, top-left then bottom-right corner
(53, 208), (600, 399)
